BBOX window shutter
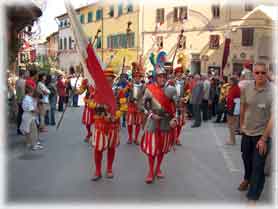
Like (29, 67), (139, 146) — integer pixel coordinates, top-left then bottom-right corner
(109, 6), (114, 17)
(242, 28), (254, 46)
(69, 37), (72, 49)
(64, 38), (67, 50)
(209, 35), (219, 49)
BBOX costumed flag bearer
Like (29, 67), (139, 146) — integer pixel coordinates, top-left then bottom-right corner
(91, 67), (122, 181)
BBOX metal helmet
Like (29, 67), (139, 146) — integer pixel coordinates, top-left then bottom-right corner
(155, 64), (166, 75)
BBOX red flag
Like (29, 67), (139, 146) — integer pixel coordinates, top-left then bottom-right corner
(86, 43), (116, 115)
(221, 38), (231, 78)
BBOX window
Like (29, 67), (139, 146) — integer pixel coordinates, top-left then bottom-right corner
(127, 3), (133, 13)
(179, 36), (186, 49)
(96, 37), (102, 49)
(113, 35), (119, 48)
(80, 14), (84, 24)
(242, 28), (254, 46)
(64, 37), (67, 50)
(118, 4), (123, 16)
(107, 33), (135, 49)
(127, 32), (135, 48)
(88, 12), (93, 23)
(212, 4), (220, 18)
(173, 8), (179, 22)
(174, 7), (188, 22)
(209, 35), (220, 49)
(96, 9), (103, 21)
(69, 37), (72, 49)
(59, 38), (63, 50)
(109, 5), (114, 17)
(119, 34), (127, 48)
(59, 21), (63, 28)
(179, 7), (188, 21)
(107, 36), (111, 48)
(245, 3), (253, 11)
(156, 8), (165, 24)
(157, 36), (163, 48)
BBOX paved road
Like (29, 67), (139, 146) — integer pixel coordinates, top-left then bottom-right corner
(6, 107), (275, 205)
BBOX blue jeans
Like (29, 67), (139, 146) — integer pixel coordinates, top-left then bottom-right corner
(241, 134), (271, 200)
(192, 104), (201, 126)
(49, 96), (57, 125)
(72, 94), (79, 107)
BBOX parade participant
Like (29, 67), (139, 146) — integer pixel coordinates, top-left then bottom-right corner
(91, 67), (121, 181)
(126, 62), (145, 145)
(173, 66), (187, 145)
(77, 78), (96, 143)
(141, 65), (178, 184)
(214, 76), (230, 123)
(115, 72), (129, 128)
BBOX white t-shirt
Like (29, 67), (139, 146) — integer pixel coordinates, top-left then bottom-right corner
(22, 95), (36, 112)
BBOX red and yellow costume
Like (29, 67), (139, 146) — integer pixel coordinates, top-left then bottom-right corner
(77, 79), (95, 142)
(91, 68), (121, 181)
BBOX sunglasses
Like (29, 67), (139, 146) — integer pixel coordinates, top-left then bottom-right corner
(254, 71), (266, 75)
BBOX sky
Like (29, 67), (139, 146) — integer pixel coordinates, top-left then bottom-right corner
(36, 0), (97, 40)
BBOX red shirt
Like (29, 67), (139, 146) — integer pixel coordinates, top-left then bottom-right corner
(25, 77), (36, 90)
(226, 84), (240, 112)
(56, 79), (66, 96)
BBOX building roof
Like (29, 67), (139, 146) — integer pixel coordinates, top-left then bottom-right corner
(243, 5), (278, 21)
(46, 31), (59, 40)
(55, 2), (98, 19)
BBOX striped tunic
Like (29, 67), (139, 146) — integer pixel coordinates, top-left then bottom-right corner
(92, 117), (120, 152)
(141, 129), (175, 156)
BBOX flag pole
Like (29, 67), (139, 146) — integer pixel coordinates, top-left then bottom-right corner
(56, 28), (102, 130)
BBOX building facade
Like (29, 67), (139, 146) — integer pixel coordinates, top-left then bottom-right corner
(56, 0), (140, 74)
(56, 13), (81, 73)
(55, 0), (275, 75)
(46, 31), (58, 58)
(141, 0), (275, 76)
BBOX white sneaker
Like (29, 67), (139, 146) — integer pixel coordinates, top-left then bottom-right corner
(31, 144), (44, 151)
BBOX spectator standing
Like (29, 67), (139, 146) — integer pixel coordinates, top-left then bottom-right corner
(37, 73), (50, 131)
(57, 75), (66, 112)
(45, 75), (58, 126)
(225, 76), (240, 145)
(202, 75), (210, 121)
(25, 69), (38, 90)
(190, 74), (203, 128)
(20, 86), (43, 151)
(15, 70), (26, 134)
(238, 63), (273, 203)
(209, 77), (218, 118)
(70, 73), (79, 107)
